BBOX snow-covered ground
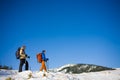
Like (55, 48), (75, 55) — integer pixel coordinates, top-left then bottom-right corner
(0, 68), (120, 80)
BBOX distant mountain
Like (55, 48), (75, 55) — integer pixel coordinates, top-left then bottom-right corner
(0, 65), (12, 70)
(56, 64), (115, 74)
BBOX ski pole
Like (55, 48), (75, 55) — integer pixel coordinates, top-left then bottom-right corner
(46, 60), (49, 72)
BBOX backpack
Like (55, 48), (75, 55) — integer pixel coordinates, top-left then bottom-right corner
(15, 47), (21, 59)
(36, 53), (42, 63)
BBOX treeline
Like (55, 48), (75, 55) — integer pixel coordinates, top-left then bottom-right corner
(0, 65), (12, 70)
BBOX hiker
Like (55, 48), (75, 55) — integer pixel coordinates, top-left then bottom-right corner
(18, 46), (30, 72)
(39, 50), (49, 72)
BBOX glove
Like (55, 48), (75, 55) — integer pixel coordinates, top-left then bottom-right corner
(27, 56), (30, 58)
(46, 58), (49, 61)
(25, 54), (30, 58)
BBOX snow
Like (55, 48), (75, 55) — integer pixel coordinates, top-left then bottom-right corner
(56, 64), (75, 71)
(51, 64), (75, 72)
(0, 68), (120, 80)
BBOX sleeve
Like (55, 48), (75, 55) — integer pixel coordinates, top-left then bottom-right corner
(42, 53), (47, 61)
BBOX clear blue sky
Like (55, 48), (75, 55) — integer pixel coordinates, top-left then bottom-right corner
(0, 0), (120, 70)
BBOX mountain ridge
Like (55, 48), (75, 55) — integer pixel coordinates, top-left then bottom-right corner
(54, 63), (115, 74)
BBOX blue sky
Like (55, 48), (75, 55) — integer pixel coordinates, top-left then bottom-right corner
(0, 0), (120, 70)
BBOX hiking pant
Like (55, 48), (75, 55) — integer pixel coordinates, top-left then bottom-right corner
(19, 59), (29, 72)
(40, 60), (47, 72)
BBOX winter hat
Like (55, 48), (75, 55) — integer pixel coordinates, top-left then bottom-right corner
(21, 46), (26, 50)
(42, 50), (46, 52)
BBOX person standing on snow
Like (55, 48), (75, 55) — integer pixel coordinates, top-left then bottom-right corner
(40, 50), (49, 72)
(19, 46), (30, 72)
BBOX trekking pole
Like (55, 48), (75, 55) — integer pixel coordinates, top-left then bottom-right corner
(28, 56), (31, 71)
(46, 60), (49, 73)
(28, 58), (31, 71)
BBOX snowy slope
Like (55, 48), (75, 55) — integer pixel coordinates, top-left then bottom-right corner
(0, 68), (120, 80)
